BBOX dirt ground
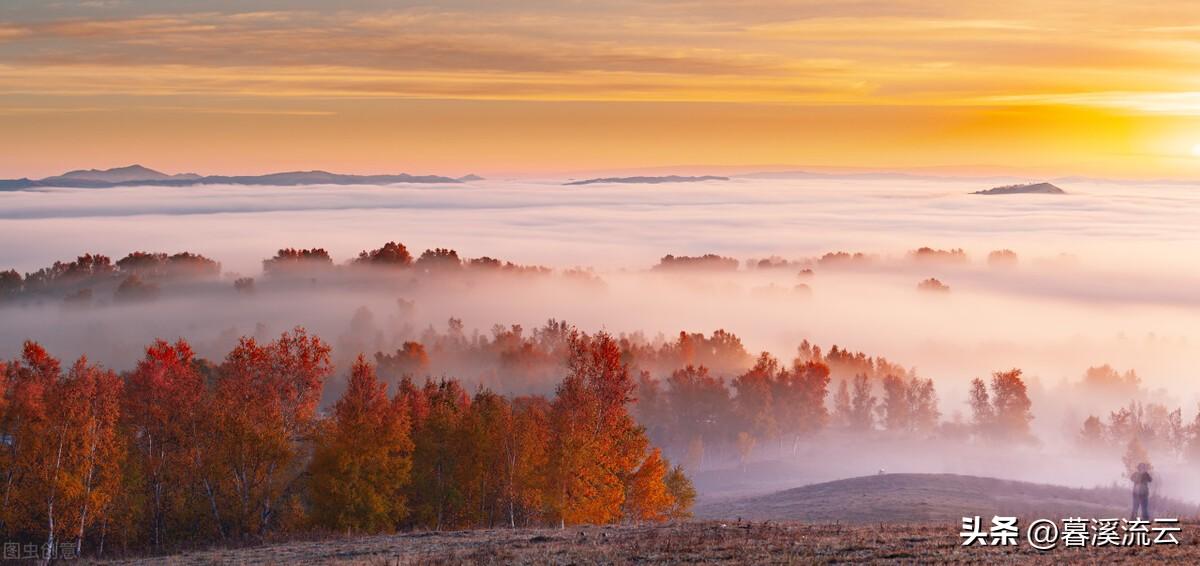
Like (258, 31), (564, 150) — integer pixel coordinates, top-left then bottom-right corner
(98, 520), (1200, 565)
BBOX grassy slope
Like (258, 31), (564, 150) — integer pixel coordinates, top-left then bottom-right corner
(696, 473), (1198, 523)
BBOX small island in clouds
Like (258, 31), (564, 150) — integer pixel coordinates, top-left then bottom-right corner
(565, 175), (730, 186)
(972, 182), (1066, 195)
(0, 164), (474, 190)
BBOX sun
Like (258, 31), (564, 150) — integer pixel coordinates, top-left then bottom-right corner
(1192, 144), (1200, 157)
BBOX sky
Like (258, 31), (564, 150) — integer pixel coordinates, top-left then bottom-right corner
(4, 1), (1200, 178)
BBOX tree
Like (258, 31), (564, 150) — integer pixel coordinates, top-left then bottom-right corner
(459, 390), (511, 528)
(968, 378), (994, 435)
(0, 346), (123, 559)
(906, 377), (940, 434)
(990, 369), (1033, 439)
(1079, 415), (1105, 451)
(733, 353), (778, 440)
(502, 397), (552, 527)
(262, 248), (333, 276)
(406, 378), (470, 529)
(415, 248), (462, 272)
(623, 449), (674, 524)
(735, 432), (755, 473)
(374, 342), (430, 384)
(848, 374), (876, 431)
(1, 342), (61, 543)
(122, 340), (207, 547)
(354, 241), (413, 267)
(663, 365), (730, 460)
(780, 359), (830, 440)
(663, 464), (696, 520)
(969, 370), (1033, 441)
(310, 356), (412, 533)
(59, 358), (124, 556)
(832, 379), (852, 428)
(878, 374), (911, 432)
(0, 270), (21, 300)
(210, 328), (331, 537)
(548, 332), (647, 526)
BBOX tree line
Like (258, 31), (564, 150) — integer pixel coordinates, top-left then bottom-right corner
(1, 242), (1024, 306)
(0, 327), (693, 559)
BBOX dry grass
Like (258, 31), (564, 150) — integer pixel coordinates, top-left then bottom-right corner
(98, 520), (1200, 565)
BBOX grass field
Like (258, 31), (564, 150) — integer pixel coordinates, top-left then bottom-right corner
(102, 520), (1200, 565)
(100, 474), (1200, 564)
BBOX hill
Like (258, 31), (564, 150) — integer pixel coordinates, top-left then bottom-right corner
(695, 473), (1196, 522)
(565, 175), (728, 185)
(0, 165), (461, 189)
(972, 182), (1066, 195)
(45, 164), (201, 183)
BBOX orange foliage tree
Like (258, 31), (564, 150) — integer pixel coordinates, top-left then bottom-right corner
(309, 356), (412, 533)
(548, 332), (653, 526)
(209, 328), (331, 538)
(624, 448), (674, 523)
(122, 339), (208, 547)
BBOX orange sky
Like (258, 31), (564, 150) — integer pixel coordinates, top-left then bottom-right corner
(3, 1), (1200, 178)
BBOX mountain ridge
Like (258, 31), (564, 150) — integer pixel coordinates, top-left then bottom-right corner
(565, 175), (729, 186)
(973, 182), (1066, 195)
(0, 165), (462, 189)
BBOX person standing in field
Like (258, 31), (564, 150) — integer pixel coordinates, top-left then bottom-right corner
(1130, 462), (1152, 521)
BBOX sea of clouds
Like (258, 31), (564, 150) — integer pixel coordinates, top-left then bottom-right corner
(1, 174), (1199, 416)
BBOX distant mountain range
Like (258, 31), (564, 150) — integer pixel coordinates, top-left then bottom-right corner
(565, 175), (729, 186)
(972, 182), (1066, 195)
(0, 165), (475, 189)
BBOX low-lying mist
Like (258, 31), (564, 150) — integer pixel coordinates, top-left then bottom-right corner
(3, 175), (1199, 503)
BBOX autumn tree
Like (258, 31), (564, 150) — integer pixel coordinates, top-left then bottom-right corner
(0, 346), (123, 558)
(1079, 415), (1105, 451)
(375, 342), (430, 384)
(991, 369), (1033, 439)
(832, 379), (852, 428)
(122, 339), (208, 547)
(209, 328), (331, 538)
(848, 374), (876, 431)
(1, 342), (62, 541)
(458, 390), (512, 527)
(354, 241), (413, 267)
(733, 353), (779, 441)
(548, 332), (648, 526)
(907, 378), (940, 434)
(777, 359), (830, 444)
(405, 378), (470, 529)
(309, 356), (412, 533)
(968, 378), (994, 435)
(623, 449), (674, 524)
(0, 270), (21, 300)
(735, 431), (755, 473)
(969, 370), (1033, 441)
(57, 358), (125, 556)
(502, 397), (552, 527)
(878, 374), (911, 431)
(663, 365), (730, 464)
(262, 248), (333, 277)
(414, 248), (462, 272)
(664, 464), (696, 519)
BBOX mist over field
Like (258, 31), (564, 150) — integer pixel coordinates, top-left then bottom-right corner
(3, 175), (1200, 500)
